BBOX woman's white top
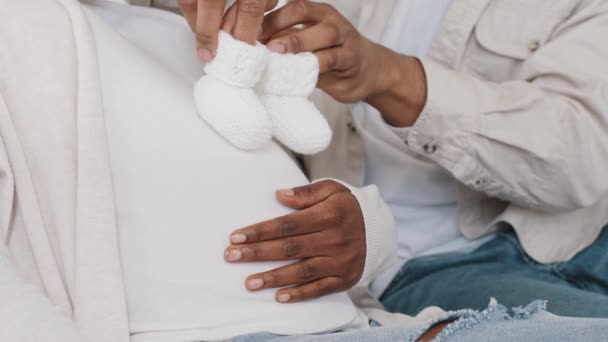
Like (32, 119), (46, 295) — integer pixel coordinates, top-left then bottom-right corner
(85, 2), (363, 341)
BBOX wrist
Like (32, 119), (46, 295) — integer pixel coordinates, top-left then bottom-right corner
(366, 44), (402, 98)
(365, 51), (428, 127)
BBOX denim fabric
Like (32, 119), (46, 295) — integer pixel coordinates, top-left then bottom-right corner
(434, 304), (608, 342)
(228, 300), (608, 341)
(381, 226), (608, 318)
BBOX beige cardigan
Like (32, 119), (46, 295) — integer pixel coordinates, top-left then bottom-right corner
(1, 0), (129, 340)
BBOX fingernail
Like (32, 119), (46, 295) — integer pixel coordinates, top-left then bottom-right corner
(225, 249), (242, 262)
(231, 233), (247, 244)
(246, 278), (264, 290)
(278, 189), (295, 197)
(277, 293), (291, 303)
(268, 41), (287, 53)
(198, 48), (213, 62)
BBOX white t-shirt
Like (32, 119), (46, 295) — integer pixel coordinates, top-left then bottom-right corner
(84, 2), (363, 341)
(356, 0), (493, 297)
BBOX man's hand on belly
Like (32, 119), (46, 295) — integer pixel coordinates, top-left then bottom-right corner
(224, 180), (366, 303)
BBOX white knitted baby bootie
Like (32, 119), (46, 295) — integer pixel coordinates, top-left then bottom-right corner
(257, 52), (332, 155)
(194, 31), (271, 150)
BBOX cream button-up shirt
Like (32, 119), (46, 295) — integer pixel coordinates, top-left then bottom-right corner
(305, 0), (608, 265)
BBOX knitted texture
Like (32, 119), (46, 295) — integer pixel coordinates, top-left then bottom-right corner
(257, 52), (332, 155)
(194, 31), (271, 150)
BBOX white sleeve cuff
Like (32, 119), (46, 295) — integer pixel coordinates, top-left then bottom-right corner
(316, 179), (399, 286)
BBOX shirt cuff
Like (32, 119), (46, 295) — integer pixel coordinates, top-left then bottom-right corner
(405, 58), (482, 183)
(386, 123), (412, 143)
(315, 179), (399, 287)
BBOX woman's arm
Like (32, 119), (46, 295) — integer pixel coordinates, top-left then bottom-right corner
(224, 179), (398, 302)
(261, 0), (608, 212)
(331, 181), (399, 288)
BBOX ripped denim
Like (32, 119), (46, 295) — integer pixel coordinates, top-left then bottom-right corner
(227, 299), (608, 342)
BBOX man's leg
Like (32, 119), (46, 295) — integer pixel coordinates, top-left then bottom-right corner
(559, 225), (608, 296)
(381, 230), (608, 318)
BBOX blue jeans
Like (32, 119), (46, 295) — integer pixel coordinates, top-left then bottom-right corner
(381, 226), (608, 318)
(229, 300), (608, 341)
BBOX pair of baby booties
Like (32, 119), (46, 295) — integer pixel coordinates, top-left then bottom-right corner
(194, 31), (332, 155)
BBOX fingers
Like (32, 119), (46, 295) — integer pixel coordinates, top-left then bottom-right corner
(275, 276), (345, 303)
(182, 0), (279, 61)
(263, 27), (302, 41)
(267, 23), (344, 54)
(221, 3), (238, 33)
(195, 0), (226, 62)
(315, 48), (354, 73)
(245, 257), (336, 291)
(178, 0), (198, 31)
(276, 180), (349, 210)
(264, 0), (280, 12)
(225, 232), (327, 262)
(231, 0), (268, 44)
(229, 203), (334, 244)
(224, 0), (279, 37)
(261, 0), (327, 41)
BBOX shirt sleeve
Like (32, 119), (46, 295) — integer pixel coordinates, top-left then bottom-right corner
(403, 3), (608, 212)
(320, 179), (399, 287)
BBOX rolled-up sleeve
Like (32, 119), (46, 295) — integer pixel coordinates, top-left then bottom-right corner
(402, 4), (608, 212)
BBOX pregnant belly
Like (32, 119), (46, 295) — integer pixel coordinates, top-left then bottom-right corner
(114, 139), (358, 339)
(89, 5), (358, 340)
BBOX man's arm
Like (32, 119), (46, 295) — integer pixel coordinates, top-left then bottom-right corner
(392, 1), (608, 212)
(263, 0), (608, 212)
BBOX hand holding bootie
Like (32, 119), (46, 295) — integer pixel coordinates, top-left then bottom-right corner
(194, 31), (271, 150)
(257, 52), (332, 155)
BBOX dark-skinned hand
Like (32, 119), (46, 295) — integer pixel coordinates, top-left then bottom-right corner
(178, 0), (279, 62)
(224, 180), (367, 303)
(259, 0), (427, 127)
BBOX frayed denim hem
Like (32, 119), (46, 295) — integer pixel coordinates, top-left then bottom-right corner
(410, 298), (548, 342)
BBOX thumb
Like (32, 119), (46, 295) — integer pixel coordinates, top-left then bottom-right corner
(276, 180), (349, 210)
